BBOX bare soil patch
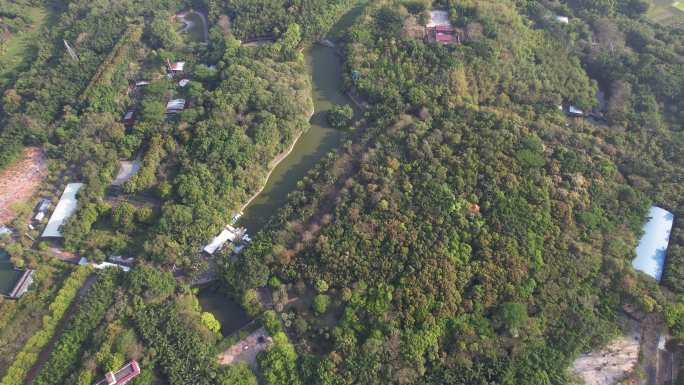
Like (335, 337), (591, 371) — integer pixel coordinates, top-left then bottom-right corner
(218, 327), (272, 370)
(572, 318), (641, 385)
(0, 147), (46, 224)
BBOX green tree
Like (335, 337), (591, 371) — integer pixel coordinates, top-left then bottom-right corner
(327, 105), (354, 129)
(201, 312), (221, 334)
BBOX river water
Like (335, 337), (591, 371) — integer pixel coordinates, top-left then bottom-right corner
(239, 45), (357, 233)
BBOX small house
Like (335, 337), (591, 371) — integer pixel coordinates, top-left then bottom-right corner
(436, 32), (456, 44)
(94, 361), (141, 385)
(435, 25), (455, 33)
(33, 199), (50, 222)
(556, 16), (570, 24)
(167, 60), (185, 74)
(79, 257), (131, 272)
(109, 255), (135, 266)
(178, 79), (190, 87)
(122, 109), (136, 126)
(567, 105), (584, 117)
(165, 99), (186, 114)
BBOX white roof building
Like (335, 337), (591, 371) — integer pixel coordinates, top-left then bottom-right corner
(203, 225), (249, 255)
(79, 257), (131, 272)
(568, 105), (584, 116)
(427, 10), (451, 28)
(203, 228), (238, 255)
(166, 99), (186, 113)
(169, 61), (185, 72)
(556, 16), (570, 24)
(178, 79), (190, 87)
(42, 183), (83, 238)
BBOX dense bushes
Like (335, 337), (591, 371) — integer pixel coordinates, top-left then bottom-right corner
(0, 266), (91, 385)
(214, 0), (356, 41)
(132, 302), (218, 385)
(220, 1), (677, 383)
(34, 269), (120, 385)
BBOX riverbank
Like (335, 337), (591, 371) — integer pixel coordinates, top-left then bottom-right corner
(238, 44), (357, 232)
(239, 106), (314, 214)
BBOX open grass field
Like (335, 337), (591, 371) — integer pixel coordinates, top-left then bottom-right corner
(647, 0), (684, 27)
(0, 5), (47, 81)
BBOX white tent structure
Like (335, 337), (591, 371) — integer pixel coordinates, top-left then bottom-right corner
(42, 183), (83, 238)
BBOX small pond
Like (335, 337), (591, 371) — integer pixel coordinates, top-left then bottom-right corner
(632, 206), (674, 282)
(0, 250), (21, 296)
(198, 287), (252, 337)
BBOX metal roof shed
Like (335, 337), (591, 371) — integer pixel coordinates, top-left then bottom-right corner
(203, 228), (238, 255)
(42, 183), (83, 238)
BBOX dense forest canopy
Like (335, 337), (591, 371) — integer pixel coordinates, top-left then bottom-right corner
(0, 0), (683, 384)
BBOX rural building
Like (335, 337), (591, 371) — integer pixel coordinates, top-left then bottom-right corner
(122, 109), (136, 126)
(178, 79), (190, 87)
(7, 269), (34, 299)
(556, 16), (570, 24)
(33, 198), (50, 222)
(42, 183), (83, 238)
(109, 255), (135, 266)
(167, 60), (185, 74)
(94, 361), (141, 385)
(166, 99), (186, 114)
(567, 105), (584, 117)
(632, 206), (674, 282)
(203, 227), (239, 255)
(203, 225), (249, 255)
(79, 257), (131, 272)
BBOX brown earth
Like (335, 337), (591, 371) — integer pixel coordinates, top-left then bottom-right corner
(0, 147), (46, 225)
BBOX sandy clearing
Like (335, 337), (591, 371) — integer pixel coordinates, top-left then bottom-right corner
(0, 147), (46, 225)
(572, 322), (641, 385)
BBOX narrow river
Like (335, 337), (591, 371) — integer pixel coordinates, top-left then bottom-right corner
(239, 45), (357, 233)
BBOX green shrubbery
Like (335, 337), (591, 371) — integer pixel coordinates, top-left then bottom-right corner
(0, 266), (91, 385)
(34, 269), (120, 385)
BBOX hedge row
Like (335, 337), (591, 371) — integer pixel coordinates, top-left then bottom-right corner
(33, 269), (120, 385)
(0, 266), (91, 385)
(79, 21), (144, 104)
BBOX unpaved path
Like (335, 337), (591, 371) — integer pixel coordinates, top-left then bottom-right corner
(0, 147), (46, 225)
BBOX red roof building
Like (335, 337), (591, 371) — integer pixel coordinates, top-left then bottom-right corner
(435, 24), (455, 33)
(93, 361), (140, 385)
(436, 33), (455, 43)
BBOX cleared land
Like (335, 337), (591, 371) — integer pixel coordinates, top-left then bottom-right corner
(112, 160), (141, 186)
(572, 319), (641, 385)
(0, 147), (46, 224)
